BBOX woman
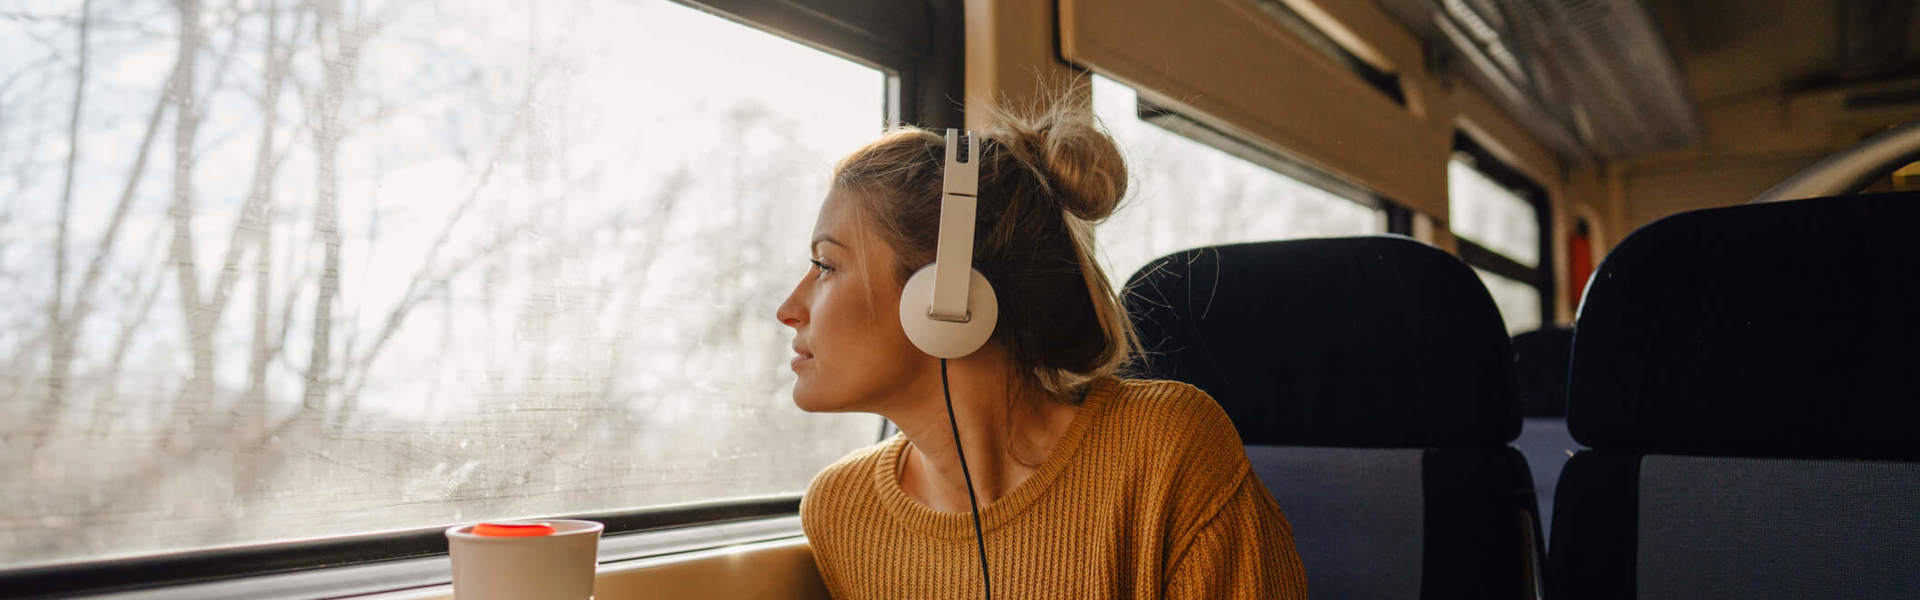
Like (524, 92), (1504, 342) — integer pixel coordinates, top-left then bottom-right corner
(775, 103), (1307, 599)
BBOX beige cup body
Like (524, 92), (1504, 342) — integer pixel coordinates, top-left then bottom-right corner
(446, 519), (602, 600)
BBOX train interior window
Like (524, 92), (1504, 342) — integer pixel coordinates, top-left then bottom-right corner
(0, 0), (884, 569)
(1448, 141), (1550, 335)
(1472, 265), (1544, 335)
(1090, 75), (1383, 280)
(1448, 158), (1540, 267)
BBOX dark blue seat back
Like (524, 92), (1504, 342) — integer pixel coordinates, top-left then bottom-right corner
(1512, 327), (1572, 419)
(1126, 236), (1537, 600)
(1511, 327), (1580, 541)
(1550, 191), (1920, 599)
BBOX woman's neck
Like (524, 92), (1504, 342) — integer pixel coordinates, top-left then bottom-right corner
(883, 350), (1081, 514)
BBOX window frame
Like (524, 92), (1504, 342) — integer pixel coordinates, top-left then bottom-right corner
(688, 0), (963, 128)
(1451, 132), (1555, 329)
(0, 0), (958, 594)
(1248, 0), (1406, 106)
(1132, 96), (1393, 217)
(0, 498), (801, 598)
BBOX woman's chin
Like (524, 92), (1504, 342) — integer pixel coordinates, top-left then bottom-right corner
(790, 381), (846, 413)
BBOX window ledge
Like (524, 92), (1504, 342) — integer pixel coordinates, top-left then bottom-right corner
(352, 534), (826, 600)
(72, 516), (805, 600)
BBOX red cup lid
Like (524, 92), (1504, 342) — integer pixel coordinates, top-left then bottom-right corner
(474, 521), (556, 537)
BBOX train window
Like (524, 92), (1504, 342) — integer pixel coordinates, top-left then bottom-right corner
(1449, 158), (1540, 268)
(1449, 135), (1553, 334)
(0, 0), (883, 569)
(1473, 266), (1544, 335)
(1090, 76), (1384, 280)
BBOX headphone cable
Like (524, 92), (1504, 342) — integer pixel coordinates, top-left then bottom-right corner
(940, 358), (992, 600)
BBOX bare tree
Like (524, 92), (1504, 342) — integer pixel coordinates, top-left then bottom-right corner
(165, 0), (213, 415)
(44, 0), (91, 415)
(229, 0), (301, 436)
(40, 45), (180, 438)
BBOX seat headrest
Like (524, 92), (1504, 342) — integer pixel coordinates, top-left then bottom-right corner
(1569, 191), (1920, 460)
(1512, 327), (1573, 418)
(1124, 236), (1520, 448)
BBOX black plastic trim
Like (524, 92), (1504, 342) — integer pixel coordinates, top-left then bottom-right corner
(0, 495), (799, 599)
(1384, 201), (1416, 236)
(1458, 238), (1542, 288)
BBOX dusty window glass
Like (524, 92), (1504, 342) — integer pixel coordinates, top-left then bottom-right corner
(0, 0), (882, 567)
(1474, 267), (1543, 335)
(1090, 76), (1383, 282)
(1448, 158), (1540, 268)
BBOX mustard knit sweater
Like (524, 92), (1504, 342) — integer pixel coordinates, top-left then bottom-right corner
(800, 378), (1308, 599)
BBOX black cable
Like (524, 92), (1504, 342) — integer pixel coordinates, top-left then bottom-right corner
(940, 358), (992, 600)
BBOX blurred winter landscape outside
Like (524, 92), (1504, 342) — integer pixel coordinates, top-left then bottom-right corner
(2, 0), (1382, 568)
(1, 0), (885, 566)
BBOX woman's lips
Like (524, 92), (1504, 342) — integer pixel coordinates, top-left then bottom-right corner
(790, 351), (813, 370)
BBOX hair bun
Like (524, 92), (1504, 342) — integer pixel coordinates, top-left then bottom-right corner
(991, 104), (1129, 222)
(1037, 117), (1128, 221)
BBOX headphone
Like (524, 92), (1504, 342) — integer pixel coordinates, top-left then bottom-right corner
(897, 129), (996, 599)
(899, 129), (999, 358)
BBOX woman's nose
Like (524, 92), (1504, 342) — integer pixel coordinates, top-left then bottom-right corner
(776, 280), (806, 329)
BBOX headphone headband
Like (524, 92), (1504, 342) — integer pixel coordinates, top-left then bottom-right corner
(930, 129), (980, 322)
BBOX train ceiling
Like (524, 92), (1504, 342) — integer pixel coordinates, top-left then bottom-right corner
(1374, 0), (1920, 162)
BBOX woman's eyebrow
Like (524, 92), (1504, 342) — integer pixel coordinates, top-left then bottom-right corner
(810, 235), (846, 253)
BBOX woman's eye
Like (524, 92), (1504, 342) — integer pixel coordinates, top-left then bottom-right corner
(809, 258), (834, 278)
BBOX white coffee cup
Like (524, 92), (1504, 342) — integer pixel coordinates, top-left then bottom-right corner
(446, 519), (603, 600)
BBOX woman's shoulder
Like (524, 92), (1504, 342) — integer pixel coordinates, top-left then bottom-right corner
(1087, 378), (1250, 480)
(1100, 378), (1245, 449)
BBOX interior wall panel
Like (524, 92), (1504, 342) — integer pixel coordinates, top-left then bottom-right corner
(1057, 0), (1451, 217)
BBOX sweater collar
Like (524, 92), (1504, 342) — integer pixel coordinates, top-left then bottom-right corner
(868, 377), (1116, 540)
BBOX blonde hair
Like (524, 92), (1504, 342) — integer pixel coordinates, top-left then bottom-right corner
(831, 101), (1140, 401)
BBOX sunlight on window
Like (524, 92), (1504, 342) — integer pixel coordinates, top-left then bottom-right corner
(1474, 268), (1543, 335)
(0, 0), (881, 566)
(1449, 158), (1540, 267)
(1089, 76), (1382, 283)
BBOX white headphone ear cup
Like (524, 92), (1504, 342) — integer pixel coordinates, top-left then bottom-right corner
(898, 265), (999, 358)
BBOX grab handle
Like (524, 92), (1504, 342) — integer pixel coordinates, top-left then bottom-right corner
(1753, 119), (1920, 203)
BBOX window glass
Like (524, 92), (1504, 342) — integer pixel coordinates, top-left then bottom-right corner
(1090, 76), (1382, 282)
(0, 0), (882, 567)
(1474, 268), (1543, 335)
(1448, 158), (1540, 267)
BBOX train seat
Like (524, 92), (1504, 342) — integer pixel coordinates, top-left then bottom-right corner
(1549, 191), (1920, 599)
(1510, 326), (1581, 543)
(1125, 236), (1539, 600)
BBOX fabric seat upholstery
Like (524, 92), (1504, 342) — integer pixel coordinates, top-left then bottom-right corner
(1125, 236), (1540, 600)
(1549, 191), (1920, 599)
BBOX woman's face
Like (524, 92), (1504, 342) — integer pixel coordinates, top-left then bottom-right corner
(777, 189), (928, 413)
